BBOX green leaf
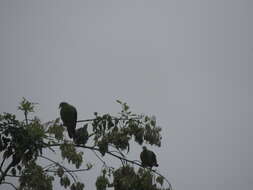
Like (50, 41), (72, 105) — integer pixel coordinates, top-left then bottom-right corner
(60, 142), (83, 168)
(19, 162), (54, 190)
(57, 167), (64, 177)
(47, 121), (64, 141)
(18, 97), (37, 113)
(11, 168), (16, 176)
(60, 175), (71, 188)
(98, 138), (108, 156)
(116, 100), (122, 104)
(96, 176), (109, 190)
(156, 176), (164, 186)
(71, 182), (85, 190)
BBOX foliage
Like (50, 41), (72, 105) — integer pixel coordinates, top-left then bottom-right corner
(111, 165), (169, 190)
(0, 98), (171, 190)
(19, 161), (54, 190)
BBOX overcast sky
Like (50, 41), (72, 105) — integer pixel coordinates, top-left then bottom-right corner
(0, 1), (252, 190)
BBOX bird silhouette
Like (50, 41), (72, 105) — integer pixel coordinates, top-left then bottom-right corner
(140, 146), (159, 168)
(59, 102), (77, 139)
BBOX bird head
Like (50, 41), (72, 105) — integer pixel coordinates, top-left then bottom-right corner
(59, 102), (68, 109)
(142, 146), (147, 151)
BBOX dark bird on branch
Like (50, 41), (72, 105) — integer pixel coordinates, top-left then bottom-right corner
(59, 102), (77, 139)
(140, 146), (159, 168)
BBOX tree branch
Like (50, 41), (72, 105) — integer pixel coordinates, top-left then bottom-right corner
(6, 174), (20, 178)
(0, 182), (18, 190)
(45, 143), (173, 189)
(0, 157), (6, 174)
(24, 111), (28, 126)
(77, 116), (141, 123)
(0, 162), (13, 184)
(45, 168), (90, 173)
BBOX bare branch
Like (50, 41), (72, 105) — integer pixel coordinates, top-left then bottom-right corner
(92, 150), (107, 167)
(6, 174), (20, 178)
(0, 162), (13, 184)
(1, 182), (18, 190)
(42, 163), (56, 170)
(77, 116), (141, 123)
(45, 168), (90, 173)
(0, 157), (6, 174)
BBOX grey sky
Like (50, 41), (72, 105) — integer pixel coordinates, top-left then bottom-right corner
(0, 0), (252, 190)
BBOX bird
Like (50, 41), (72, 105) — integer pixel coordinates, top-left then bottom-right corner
(59, 102), (77, 139)
(140, 146), (159, 168)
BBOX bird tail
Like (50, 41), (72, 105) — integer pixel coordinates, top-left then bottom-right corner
(67, 126), (76, 139)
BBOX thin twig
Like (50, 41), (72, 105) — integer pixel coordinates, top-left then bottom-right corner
(108, 145), (126, 158)
(6, 174), (21, 178)
(24, 111), (28, 126)
(39, 155), (77, 183)
(77, 119), (94, 123)
(42, 163), (56, 170)
(45, 168), (90, 173)
(92, 150), (107, 167)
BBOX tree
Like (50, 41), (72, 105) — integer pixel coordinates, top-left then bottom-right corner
(0, 98), (172, 190)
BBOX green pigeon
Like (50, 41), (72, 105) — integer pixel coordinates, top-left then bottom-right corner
(140, 146), (159, 168)
(59, 102), (77, 139)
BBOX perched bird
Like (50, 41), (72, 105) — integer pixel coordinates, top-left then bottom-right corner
(140, 146), (159, 168)
(59, 102), (77, 139)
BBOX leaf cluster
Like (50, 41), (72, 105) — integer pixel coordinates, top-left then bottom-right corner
(96, 165), (169, 190)
(19, 161), (54, 190)
(60, 142), (83, 169)
(54, 167), (85, 190)
(91, 101), (162, 157)
(47, 118), (64, 141)
(0, 113), (45, 168)
(75, 125), (89, 145)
